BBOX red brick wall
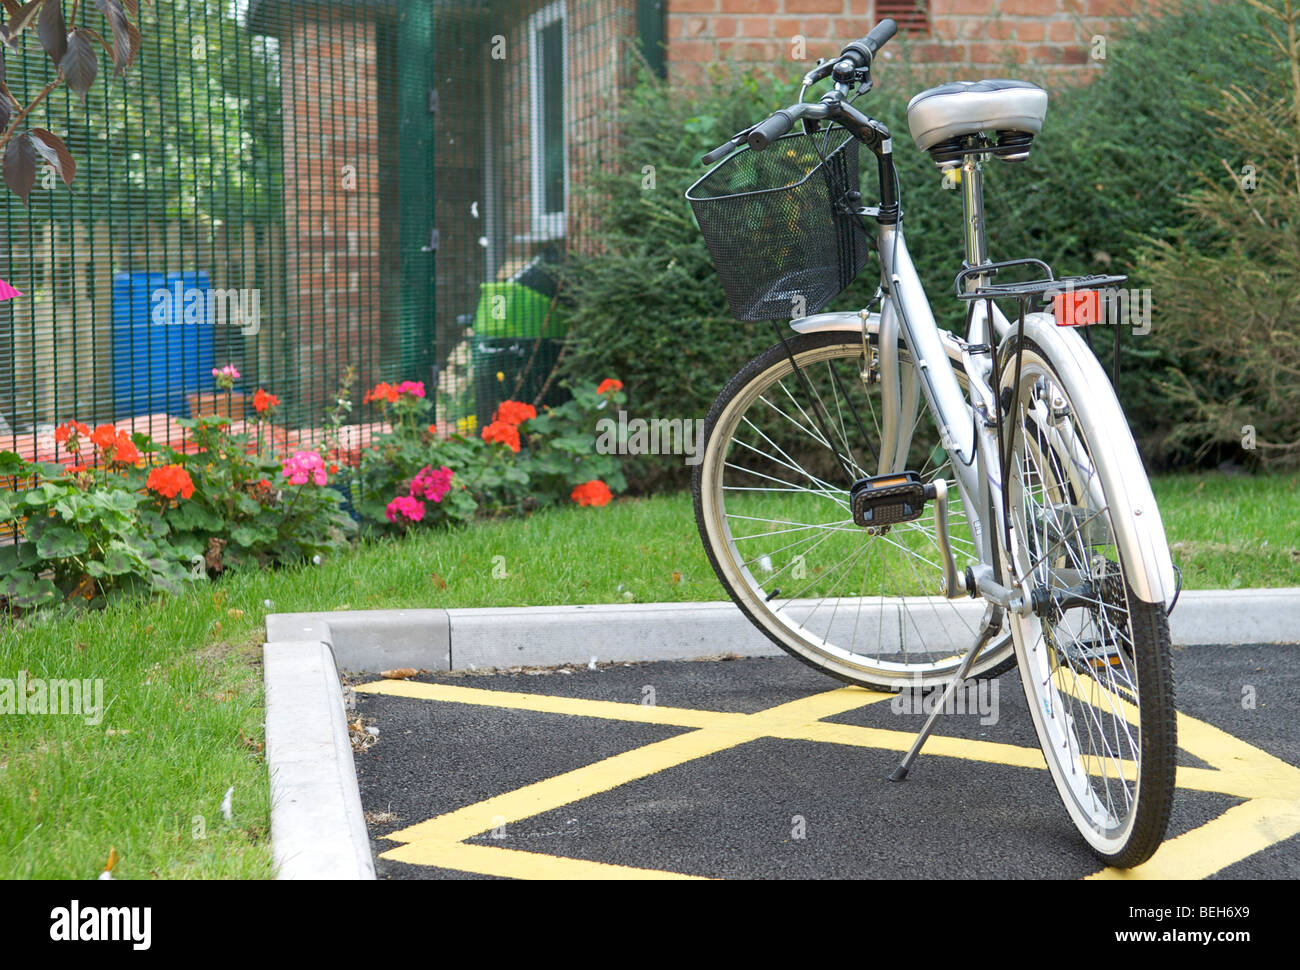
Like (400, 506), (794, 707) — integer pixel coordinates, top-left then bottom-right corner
(667, 0), (1150, 83)
(280, 10), (382, 403)
(492, 0), (635, 259)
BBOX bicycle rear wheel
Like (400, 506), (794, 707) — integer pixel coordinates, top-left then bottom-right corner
(1000, 334), (1176, 868)
(693, 329), (1015, 690)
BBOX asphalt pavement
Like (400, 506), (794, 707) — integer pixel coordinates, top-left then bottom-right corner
(350, 643), (1300, 880)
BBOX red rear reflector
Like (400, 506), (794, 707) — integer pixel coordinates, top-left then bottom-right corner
(1053, 289), (1100, 327)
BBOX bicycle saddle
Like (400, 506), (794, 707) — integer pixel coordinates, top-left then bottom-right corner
(906, 79), (1048, 158)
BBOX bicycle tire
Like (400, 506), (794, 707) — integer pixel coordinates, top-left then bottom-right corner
(1000, 334), (1176, 868)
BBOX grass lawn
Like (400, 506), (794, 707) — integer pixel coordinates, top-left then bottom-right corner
(1, 471), (1295, 878)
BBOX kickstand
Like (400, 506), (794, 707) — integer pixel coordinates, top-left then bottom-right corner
(889, 604), (1004, 781)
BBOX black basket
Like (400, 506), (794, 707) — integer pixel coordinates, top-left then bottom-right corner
(687, 128), (869, 322)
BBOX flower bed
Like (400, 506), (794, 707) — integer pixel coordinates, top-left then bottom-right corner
(0, 370), (630, 614)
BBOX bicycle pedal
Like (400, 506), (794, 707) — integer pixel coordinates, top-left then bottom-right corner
(851, 471), (935, 528)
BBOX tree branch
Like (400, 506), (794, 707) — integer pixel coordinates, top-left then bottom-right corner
(0, 75), (63, 152)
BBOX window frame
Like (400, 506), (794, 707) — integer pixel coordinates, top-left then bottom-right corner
(527, 0), (568, 241)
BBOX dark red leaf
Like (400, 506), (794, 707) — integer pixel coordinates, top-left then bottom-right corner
(92, 0), (131, 73)
(59, 28), (97, 102)
(37, 0), (66, 66)
(6, 0), (44, 40)
(29, 126), (73, 185)
(4, 132), (36, 204)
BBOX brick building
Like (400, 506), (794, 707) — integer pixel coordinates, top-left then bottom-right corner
(666, 1), (1145, 82)
(251, 0), (1146, 430)
(3, 0), (1152, 461)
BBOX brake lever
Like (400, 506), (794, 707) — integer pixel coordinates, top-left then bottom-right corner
(801, 58), (834, 87)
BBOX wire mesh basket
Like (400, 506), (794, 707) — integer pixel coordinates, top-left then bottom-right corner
(687, 128), (869, 322)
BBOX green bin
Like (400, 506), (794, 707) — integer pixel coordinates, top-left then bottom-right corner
(471, 280), (567, 424)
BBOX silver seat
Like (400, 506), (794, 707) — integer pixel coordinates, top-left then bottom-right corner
(906, 79), (1048, 153)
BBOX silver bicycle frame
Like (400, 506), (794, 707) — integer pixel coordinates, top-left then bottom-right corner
(791, 152), (1177, 609)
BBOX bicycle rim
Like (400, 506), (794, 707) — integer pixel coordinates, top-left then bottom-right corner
(1002, 339), (1176, 864)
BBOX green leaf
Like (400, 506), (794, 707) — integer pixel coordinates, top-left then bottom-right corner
(36, 526), (89, 560)
(100, 542), (142, 576)
(231, 524), (274, 548)
(0, 450), (27, 477)
(0, 571), (59, 609)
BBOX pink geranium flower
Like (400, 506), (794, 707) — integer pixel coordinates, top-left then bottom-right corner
(386, 494), (426, 525)
(212, 364), (241, 390)
(281, 450), (328, 486)
(409, 465), (453, 503)
(395, 380), (426, 399)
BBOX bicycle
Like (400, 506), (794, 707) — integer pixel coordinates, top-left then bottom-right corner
(686, 18), (1179, 868)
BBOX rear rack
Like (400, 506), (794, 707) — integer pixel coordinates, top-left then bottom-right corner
(953, 257), (1129, 556)
(954, 258), (1127, 305)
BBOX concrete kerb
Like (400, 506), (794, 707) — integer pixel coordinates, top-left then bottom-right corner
(267, 589), (1300, 674)
(262, 587), (1300, 878)
(263, 639), (376, 880)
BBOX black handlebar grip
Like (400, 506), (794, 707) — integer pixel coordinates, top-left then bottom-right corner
(747, 109), (796, 151)
(702, 139), (739, 165)
(864, 17), (898, 56)
(840, 18), (897, 67)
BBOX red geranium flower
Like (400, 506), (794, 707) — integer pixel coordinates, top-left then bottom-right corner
(146, 464), (195, 501)
(570, 480), (613, 507)
(253, 388), (280, 415)
(481, 420), (521, 453)
(596, 378), (623, 395)
(492, 400), (537, 427)
(364, 382), (400, 405)
(54, 420), (91, 447)
(90, 424), (118, 450)
(109, 432), (141, 466)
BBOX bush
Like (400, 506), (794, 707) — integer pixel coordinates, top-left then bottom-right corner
(1135, 0), (1300, 469)
(558, 0), (1274, 488)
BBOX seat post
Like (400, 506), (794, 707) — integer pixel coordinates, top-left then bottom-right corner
(960, 152), (989, 290)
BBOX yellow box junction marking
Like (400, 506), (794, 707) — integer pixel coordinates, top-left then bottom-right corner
(354, 679), (1300, 880)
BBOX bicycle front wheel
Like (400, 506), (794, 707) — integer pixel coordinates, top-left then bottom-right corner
(693, 329), (1015, 690)
(1000, 334), (1177, 868)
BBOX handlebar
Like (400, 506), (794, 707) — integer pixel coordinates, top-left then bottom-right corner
(839, 18), (897, 70)
(747, 107), (800, 151)
(701, 18), (899, 164)
(801, 18), (898, 86)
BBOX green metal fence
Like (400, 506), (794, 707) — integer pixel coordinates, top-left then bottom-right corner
(0, 0), (644, 465)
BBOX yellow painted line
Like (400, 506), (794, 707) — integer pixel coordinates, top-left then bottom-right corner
(361, 677), (1300, 880)
(773, 719), (1049, 770)
(381, 841), (707, 880)
(382, 728), (758, 847)
(1087, 797), (1300, 880)
(354, 680), (743, 730)
(1172, 710), (1300, 799)
(382, 685), (891, 850)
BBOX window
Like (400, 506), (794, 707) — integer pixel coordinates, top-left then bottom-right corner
(528, 1), (567, 239)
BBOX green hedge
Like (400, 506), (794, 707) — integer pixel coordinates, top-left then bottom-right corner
(558, 0), (1273, 490)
